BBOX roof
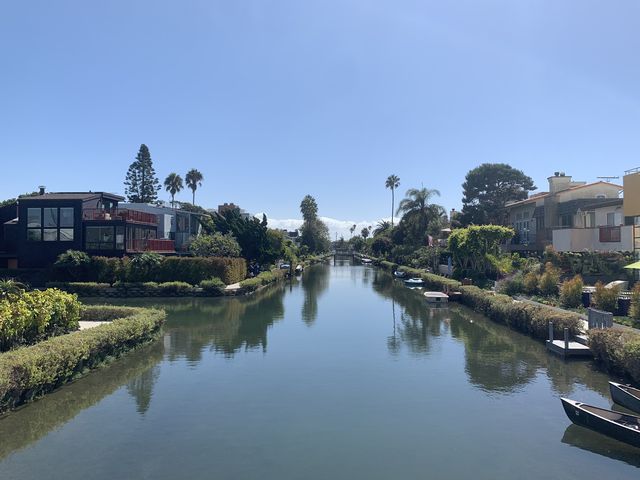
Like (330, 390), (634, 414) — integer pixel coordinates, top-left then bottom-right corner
(506, 181), (623, 208)
(18, 192), (124, 202)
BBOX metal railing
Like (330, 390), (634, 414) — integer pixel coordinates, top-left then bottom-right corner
(126, 239), (175, 252)
(82, 208), (157, 225)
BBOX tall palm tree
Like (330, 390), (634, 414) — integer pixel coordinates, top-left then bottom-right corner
(164, 173), (184, 208)
(385, 174), (400, 227)
(350, 224), (356, 238)
(185, 169), (204, 205)
(397, 187), (441, 243)
(373, 220), (391, 236)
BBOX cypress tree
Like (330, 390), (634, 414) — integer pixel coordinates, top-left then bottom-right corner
(124, 144), (161, 203)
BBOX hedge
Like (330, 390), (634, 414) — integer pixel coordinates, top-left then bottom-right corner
(199, 278), (226, 296)
(45, 281), (224, 297)
(459, 285), (582, 340)
(0, 289), (81, 352)
(588, 329), (640, 383)
(396, 266), (462, 291)
(239, 269), (285, 292)
(0, 306), (165, 414)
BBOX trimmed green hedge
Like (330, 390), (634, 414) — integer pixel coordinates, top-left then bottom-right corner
(396, 266), (462, 291)
(0, 306), (165, 414)
(0, 289), (81, 352)
(589, 329), (640, 383)
(459, 285), (582, 340)
(239, 269), (285, 292)
(199, 278), (225, 296)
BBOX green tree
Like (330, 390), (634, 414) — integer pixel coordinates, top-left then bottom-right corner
(124, 144), (161, 203)
(350, 224), (356, 238)
(300, 195), (319, 221)
(396, 187), (444, 245)
(385, 174), (400, 227)
(373, 220), (391, 236)
(164, 173), (184, 208)
(185, 168), (204, 205)
(448, 225), (514, 279)
(298, 195), (330, 254)
(189, 232), (241, 257)
(361, 227), (370, 240)
(460, 163), (535, 225)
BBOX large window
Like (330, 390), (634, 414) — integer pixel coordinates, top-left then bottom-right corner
(85, 226), (115, 250)
(26, 207), (74, 242)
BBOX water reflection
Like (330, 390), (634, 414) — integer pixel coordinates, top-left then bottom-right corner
(301, 265), (330, 326)
(0, 340), (164, 460)
(562, 424), (640, 468)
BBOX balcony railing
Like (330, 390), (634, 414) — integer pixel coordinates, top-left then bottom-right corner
(126, 239), (175, 253)
(599, 226), (622, 243)
(82, 208), (157, 225)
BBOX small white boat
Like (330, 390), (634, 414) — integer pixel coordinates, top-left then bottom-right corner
(295, 264), (303, 274)
(394, 271), (407, 279)
(424, 291), (449, 304)
(361, 258), (373, 264)
(404, 277), (424, 286)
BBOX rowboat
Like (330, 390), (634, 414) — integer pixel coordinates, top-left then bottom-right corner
(361, 258), (372, 264)
(404, 278), (424, 286)
(393, 271), (406, 278)
(561, 398), (640, 448)
(610, 382), (640, 414)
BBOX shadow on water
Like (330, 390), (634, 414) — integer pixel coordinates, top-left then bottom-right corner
(0, 339), (164, 461)
(562, 424), (640, 468)
(371, 269), (612, 398)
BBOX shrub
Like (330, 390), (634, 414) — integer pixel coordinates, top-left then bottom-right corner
(559, 275), (583, 308)
(496, 272), (524, 296)
(189, 233), (242, 258)
(0, 278), (27, 298)
(200, 278), (226, 296)
(0, 289), (81, 351)
(239, 269), (285, 292)
(91, 256), (124, 285)
(157, 281), (193, 295)
(631, 284), (640, 320)
(53, 250), (92, 281)
(589, 329), (640, 383)
(127, 253), (164, 282)
(538, 262), (560, 296)
(0, 306), (165, 414)
(592, 281), (619, 313)
(46, 282), (111, 296)
(149, 257), (246, 285)
(523, 272), (539, 295)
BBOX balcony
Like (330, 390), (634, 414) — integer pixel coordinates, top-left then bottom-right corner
(126, 239), (175, 253)
(82, 208), (157, 225)
(552, 225), (633, 252)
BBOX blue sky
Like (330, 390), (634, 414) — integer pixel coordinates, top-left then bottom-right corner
(1, 0), (639, 230)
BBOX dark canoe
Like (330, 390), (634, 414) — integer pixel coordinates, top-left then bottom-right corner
(561, 398), (640, 449)
(610, 382), (640, 414)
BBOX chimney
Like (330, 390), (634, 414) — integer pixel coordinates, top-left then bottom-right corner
(548, 173), (572, 194)
(38, 185), (46, 195)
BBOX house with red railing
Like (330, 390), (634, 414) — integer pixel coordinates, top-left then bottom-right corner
(0, 188), (176, 268)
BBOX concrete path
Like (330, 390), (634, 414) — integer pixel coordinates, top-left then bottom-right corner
(79, 321), (110, 330)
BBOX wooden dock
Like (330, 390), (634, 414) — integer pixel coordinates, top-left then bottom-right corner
(545, 322), (592, 358)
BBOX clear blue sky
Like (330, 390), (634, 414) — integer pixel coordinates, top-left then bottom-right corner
(1, 0), (639, 224)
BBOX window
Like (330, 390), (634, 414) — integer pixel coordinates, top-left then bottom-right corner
(85, 226), (115, 250)
(115, 226), (125, 250)
(43, 229), (58, 241)
(60, 208), (74, 227)
(559, 214), (573, 227)
(26, 206), (76, 242)
(27, 208), (41, 228)
(607, 212), (615, 226)
(60, 229), (74, 241)
(600, 226), (621, 243)
(27, 229), (42, 241)
(585, 212), (596, 228)
(43, 208), (58, 227)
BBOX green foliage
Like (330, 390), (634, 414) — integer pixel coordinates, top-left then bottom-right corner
(496, 272), (524, 296)
(459, 285), (582, 340)
(164, 172), (184, 207)
(523, 272), (539, 295)
(630, 284), (640, 320)
(0, 306), (165, 414)
(157, 281), (192, 295)
(0, 279), (27, 299)
(199, 278), (226, 296)
(459, 163), (535, 225)
(395, 187), (445, 245)
(239, 269), (285, 292)
(127, 253), (164, 282)
(0, 289), (81, 351)
(589, 329), (640, 383)
(593, 281), (619, 313)
(152, 257), (245, 285)
(371, 236), (393, 257)
(385, 174), (400, 227)
(538, 262), (560, 296)
(185, 168), (204, 204)
(543, 247), (634, 280)
(300, 218), (331, 254)
(124, 144), (161, 203)
(54, 250), (92, 281)
(46, 282), (111, 296)
(189, 232), (242, 257)
(300, 195), (318, 221)
(559, 275), (583, 308)
(448, 225), (514, 280)
(90, 256), (124, 285)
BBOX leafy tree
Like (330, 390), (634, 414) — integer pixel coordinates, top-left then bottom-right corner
(300, 195), (319, 221)
(385, 174), (400, 227)
(396, 187), (444, 245)
(371, 236), (393, 256)
(185, 168), (204, 205)
(373, 220), (391, 236)
(460, 163), (535, 225)
(164, 173), (184, 208)
(350, 224), (356, 238)
(189, 232), (241, 257)
(448, 225), (514, 279)
(361, 227), (370, 240)
(124, 144), (161, 203)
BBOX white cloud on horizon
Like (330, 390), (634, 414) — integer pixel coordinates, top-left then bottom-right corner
(255, 214), (399, 240)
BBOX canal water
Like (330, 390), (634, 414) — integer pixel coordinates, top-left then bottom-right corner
(0, 264), (638, 479)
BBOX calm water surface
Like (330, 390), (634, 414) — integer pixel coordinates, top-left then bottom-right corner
(0, 263), (638, 479)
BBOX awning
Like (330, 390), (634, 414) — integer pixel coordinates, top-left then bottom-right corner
(624, 261), (640, 270)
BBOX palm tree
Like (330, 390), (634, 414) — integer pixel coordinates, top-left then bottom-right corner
(373, 220), (391, 236)
(397, 187), (441, 244)
(349, 224), (356, 238)
(164, 173), (184, 208)
(385, 174), (400, 227)
(185, 169), (204, 205)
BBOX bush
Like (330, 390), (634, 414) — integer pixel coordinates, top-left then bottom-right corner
(239, 269), (285, 292)
(53, 250), (92, 281)
(91, 256), (124, 285)
(149, 257), (246, 285)
(0, 289), (81, 351)
(189, 233), (242, 258)
(127, 253), (164, 282)
(538, 262), (560, 296)
(0, 306), (165, 414)
(559, 275), (583, 308)
(157, 281), (193, 295)
(589, 329), (640, 383)
(496, 272), (524, 296)
(523, 272), (539, 295)
(592, 281), (619, 313)
(46, 282), (111, 296)
(631, 284), (640, 320)
(200, 278), (226, 296)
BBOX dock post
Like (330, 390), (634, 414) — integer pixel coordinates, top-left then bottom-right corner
(548, 322), (553, 342)
(564, 328), (569, 351)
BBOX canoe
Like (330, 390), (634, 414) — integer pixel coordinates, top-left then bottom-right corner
(404, 278), (424, 286)
(610, 382), (640, 414)
(561, 398), (640, 448)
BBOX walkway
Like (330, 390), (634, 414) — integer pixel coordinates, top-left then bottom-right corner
(78, 321), (110, 331)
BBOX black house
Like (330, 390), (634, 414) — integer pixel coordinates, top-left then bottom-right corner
(1, 191), (175, 268)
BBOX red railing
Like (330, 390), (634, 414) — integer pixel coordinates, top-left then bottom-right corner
(599, 226), (621, 243)
(82, 208), (157, 225)
(126, 239), (175, 253)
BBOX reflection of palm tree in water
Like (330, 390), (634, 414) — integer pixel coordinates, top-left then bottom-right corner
(387, 298), (401, 355)
(301, 266), (330, 326)
(126, 364), (160, 415)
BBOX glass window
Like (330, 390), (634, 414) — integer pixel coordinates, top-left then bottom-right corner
(43, 228), (58, 241)
(85, 226), (114, 250)
(27, 208), (41, 228)
(27, 229), (42, 241)
(43, 207), (58, 227)
(115, 226), (125, 250)
(60, 229), (74, 241)
(60, 208), (74, 227)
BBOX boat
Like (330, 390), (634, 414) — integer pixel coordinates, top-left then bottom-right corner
(404, 277), (424, 286)
(279, 263), (291, 270)
(295, 264), (303, 274)
(560, 398), (640, 448)
(424, 291), (449, 304)
(610, 382), (640, 414)
(393, 271), (407, 278)
(361, 258), (372, 264)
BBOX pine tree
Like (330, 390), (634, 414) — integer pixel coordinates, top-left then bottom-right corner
(124, 144), (161, 203)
